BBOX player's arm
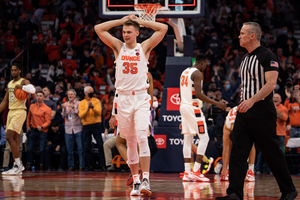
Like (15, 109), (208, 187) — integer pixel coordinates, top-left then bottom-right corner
(0, 90), (9, 113)
(94, 15), (130, 55)
(221, 123), (233, 179)
(147, 72), (153, 107)
(192, 70), (226, 110)
(130, 15), (168, 55)
(15, 79), (36, 94)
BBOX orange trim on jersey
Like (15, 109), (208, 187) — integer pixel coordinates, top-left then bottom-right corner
(194, 109), (201, 114)
(197, 121), (204, 126)
(184, 71), (189, 74)
(192, 102), (199, 107)
(192, 91), (196, 95)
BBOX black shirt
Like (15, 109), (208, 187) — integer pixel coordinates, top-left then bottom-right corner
(240, 46), (279, 102)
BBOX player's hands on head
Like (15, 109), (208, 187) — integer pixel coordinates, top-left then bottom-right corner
(121, 14), (131, 23)
(129, 13), (143, 25)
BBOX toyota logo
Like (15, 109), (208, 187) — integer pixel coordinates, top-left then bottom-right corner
(156, 138), (165, 145)
(170, 93), (181, 105)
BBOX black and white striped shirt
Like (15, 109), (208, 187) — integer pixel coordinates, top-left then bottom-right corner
(240, 46), (279, 102)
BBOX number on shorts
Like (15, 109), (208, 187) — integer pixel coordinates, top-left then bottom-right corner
(123, 62), (138, 74)
(181, 75), (188, 87)
(229, 108), (237, 117)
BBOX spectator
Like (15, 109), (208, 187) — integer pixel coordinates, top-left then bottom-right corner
(74, 80), (85, 100)
(45, 120), (67, 171)
(17, 13), (33, 39)
(90, 45), (104, 71)
(103, 121), (116, 172)
(62, 89), (84, 171)
(26, 91), (52, 170)
(249, 6), (264, 26)
(273, 93), (288, 153)
(61, 51), (77, 79)
(60, 0), (76, 17)
(80, 48), (95, 74)
(271, 4), (285, 35)
(52, 92), (64, 124)
(62, 37), (75, 59)
(284, 85), (300, 154)
(39, 28), (52, 45)
(2, 29), (17, 58)
(78, 86), (105, 171)
(205, 31), (223, 63)
(30, 35), (43, 70)
(31, 8), (47, 31)
(45, 37), (62, 62)
(90, 69), (102, 93)
(59, 29), (70, 46)
(32, 86), (57, 120)
(46, 60), (64, 93)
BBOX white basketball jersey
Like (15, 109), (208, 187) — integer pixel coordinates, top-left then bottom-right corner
(180, 67), (202, 108)
(225, 106), (238, 129)
(115, 43), (149, 92)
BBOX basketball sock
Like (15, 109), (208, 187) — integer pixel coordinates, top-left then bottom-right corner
(133, 174), (140, 184)
(15, 158), (21, 166)
(248, 164), (254, 171)
(193, 162), (201, 173)
(185, 163), (191, 174)
(143, 172), (149, 181)
(227, 165), (229, 169)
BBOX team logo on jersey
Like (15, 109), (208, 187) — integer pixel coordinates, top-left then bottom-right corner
(166, 88), (180, 111)
(136, 52), (139, 56)
(154, 135), (166, 149)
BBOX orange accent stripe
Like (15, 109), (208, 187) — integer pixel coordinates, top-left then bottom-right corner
(192, 91), (196, 95)
(197, 121), (204, 126)
(116, 120), (118, 126)
(194, 109), (200, 114)
(192, 102), (198, 107)
(114, 102), (117, 108)
(184, 71), (189, 74)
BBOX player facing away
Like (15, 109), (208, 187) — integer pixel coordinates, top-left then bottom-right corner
(95, 14), (167, 196)
(0, 64), (36, 175)
(220, 106), (256, 182)
(180, 53), (226, 182)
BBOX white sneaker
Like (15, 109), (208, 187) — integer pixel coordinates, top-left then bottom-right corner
(130, 182), (141, 196)
(2, 163), (24, 175)
(182, 173), (193, 182)
(190, 170), (210, 182)
(214, 163), (223, 174)
(140, 179), (152, 195)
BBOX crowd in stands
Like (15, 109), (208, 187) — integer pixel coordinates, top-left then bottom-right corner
(0, 0), (299, 173)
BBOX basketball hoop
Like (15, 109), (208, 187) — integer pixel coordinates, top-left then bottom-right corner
(134, 3), (162, 22)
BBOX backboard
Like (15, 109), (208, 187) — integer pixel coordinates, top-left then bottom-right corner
(99, 0), (205, 18)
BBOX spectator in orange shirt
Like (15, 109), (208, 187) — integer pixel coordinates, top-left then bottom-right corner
(284, 85), (300, 154)
(62, 51), (77, 78)
(80, 48), (95, 74)
(90, 70), (102, 93)
(2, 29), (17, 58)
(74, 17), (86, 33)
(91, 45), (104, 71)
(45, 37), (62, 62)
(273, 93), (289, 153)
(60, 15), (75, 39)
(26, 91), (52, 170)
(59, 29), (70, 46)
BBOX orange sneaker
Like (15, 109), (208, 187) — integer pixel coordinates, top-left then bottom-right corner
(190, 170), (210, 182)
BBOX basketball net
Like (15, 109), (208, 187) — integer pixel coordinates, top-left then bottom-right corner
(134, 3), (162, 23)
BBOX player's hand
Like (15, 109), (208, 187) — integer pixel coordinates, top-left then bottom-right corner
(121, 14), (131, 23)
(47, 141), (52, 146)
(15, 84), (22, 90)
(237, 99), (254, 113)
(109, 115), (116, 129)
(179, 123), (182, 130)
(37, 126), (42, 131)
(27, 127), (31, 133)
(104, 129), (108, 139)
(217, 101), (227, 110)
(129, 13), (143, 25)
(220, 168), (228, 180)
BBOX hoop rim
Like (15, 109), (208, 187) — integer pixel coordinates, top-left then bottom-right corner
(134, 3), (162, 10)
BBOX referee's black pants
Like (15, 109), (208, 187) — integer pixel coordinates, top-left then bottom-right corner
(227, 101), (295, 200)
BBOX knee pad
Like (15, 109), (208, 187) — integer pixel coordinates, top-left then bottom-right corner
(196, 133), (209, 155)
(183, 134), (193, 158)
(126, 135), (139, 165)
(137, 130), (150, 157)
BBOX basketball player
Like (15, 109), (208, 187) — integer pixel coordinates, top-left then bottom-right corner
(220, 106), (256, 182)
(95, 14), (167, 196)
(180, 53), (226, 182)
(0, 64), (36, 175)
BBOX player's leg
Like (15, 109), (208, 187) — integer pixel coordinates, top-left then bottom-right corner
(135, 94), (151, 195)
(245, 144), (256, 182)
(182, 133), (193, 181)
(3, 142), (11, 171)
(221, 126), (232, 181)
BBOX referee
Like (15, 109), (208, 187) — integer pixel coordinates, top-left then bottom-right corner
(216, 22), (297, 200)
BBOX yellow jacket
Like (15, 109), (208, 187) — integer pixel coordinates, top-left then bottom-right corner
(78, 97), (102, 125)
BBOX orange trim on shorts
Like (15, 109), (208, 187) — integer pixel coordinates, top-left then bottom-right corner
(192, 102), (199, 107)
